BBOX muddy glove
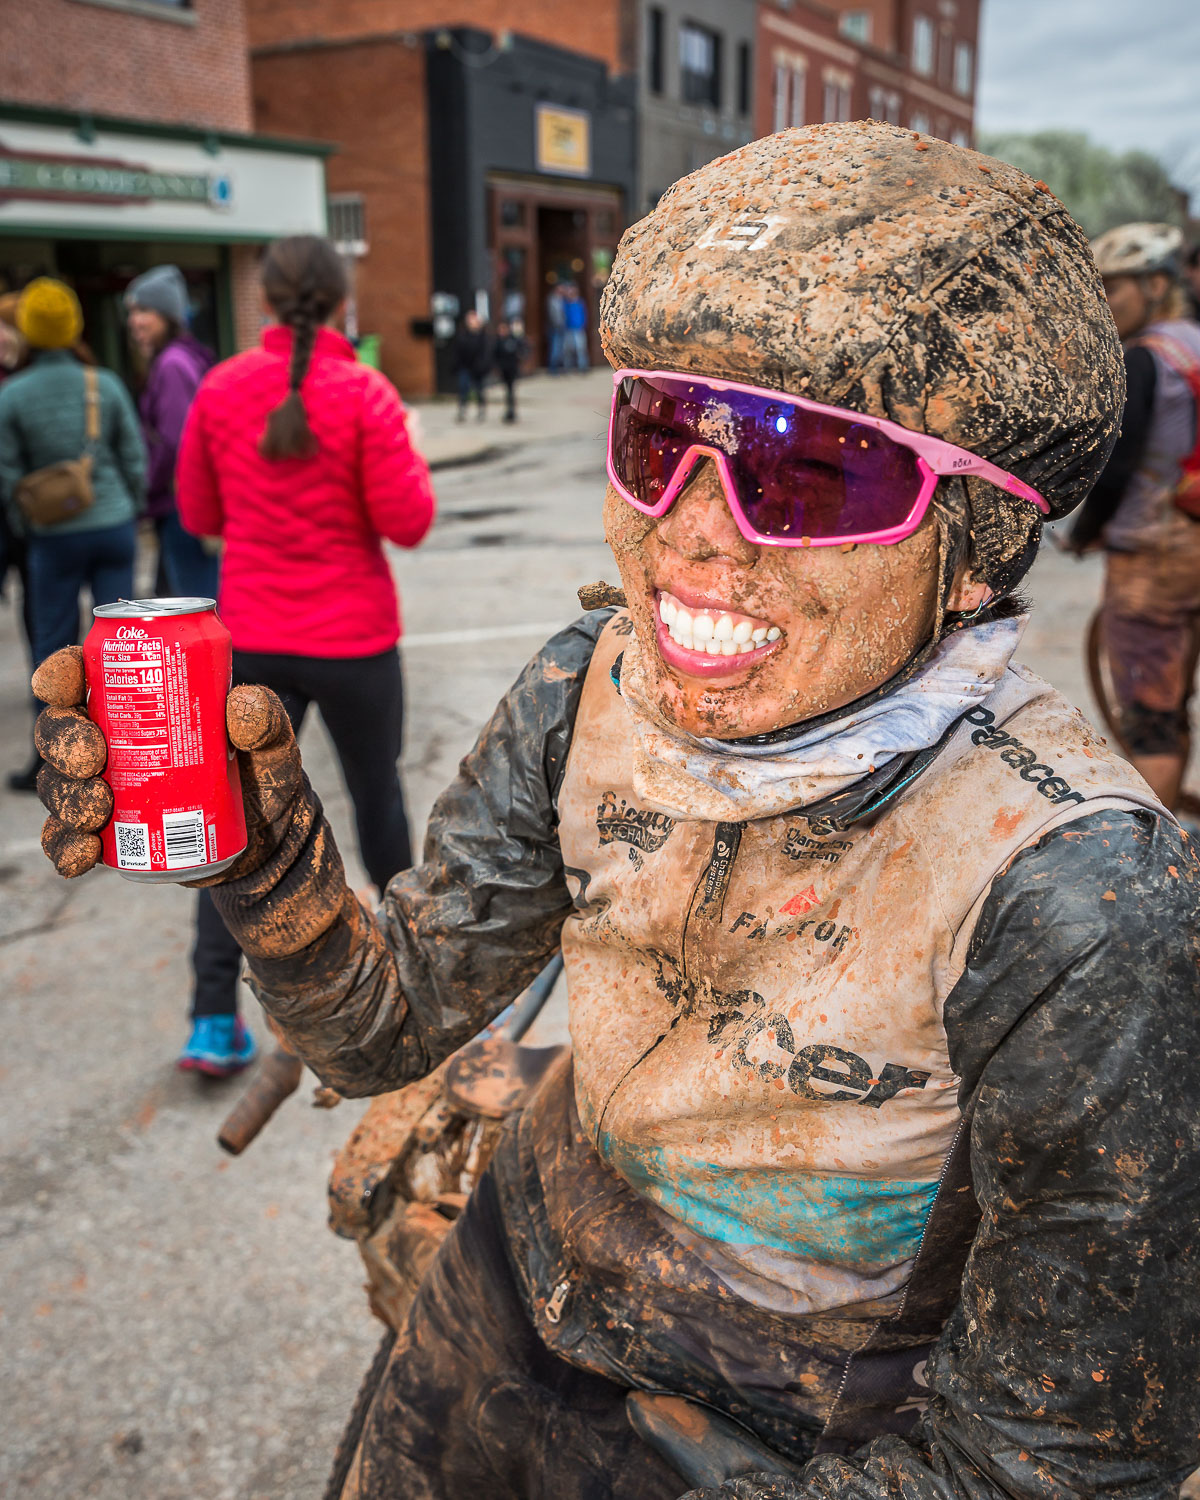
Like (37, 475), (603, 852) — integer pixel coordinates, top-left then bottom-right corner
(32, 645), (355, 963)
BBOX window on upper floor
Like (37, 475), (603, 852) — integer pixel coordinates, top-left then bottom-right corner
(681, 21), (722, 108)
(911, 15), (934, 75)
(910, 110), (931, 134)
(951, 127), (970, 147)
(648, 8), (665, 96)
(868, 85), (902, 125)
(773, 57), (807, 131)
(822, 69), (853, 123)
(953, 40), (974, 95)
(839, 10), (872, 42)
(738, 41), (752, 117)
(327, 195), (367, 256)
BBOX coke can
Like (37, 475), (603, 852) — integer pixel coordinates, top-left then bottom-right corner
(83, 598), (247, 883)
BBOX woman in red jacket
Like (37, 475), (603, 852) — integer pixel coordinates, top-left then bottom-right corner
(174, 235), (435, 1074)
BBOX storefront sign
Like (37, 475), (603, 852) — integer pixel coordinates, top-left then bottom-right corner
(535, 106), (591, 178)
(0, 148), (232, 209)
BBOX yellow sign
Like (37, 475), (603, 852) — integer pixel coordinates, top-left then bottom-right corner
(536, 105), (591, 178)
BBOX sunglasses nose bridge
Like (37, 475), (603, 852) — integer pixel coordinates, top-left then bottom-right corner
(668, 443), (742, 513)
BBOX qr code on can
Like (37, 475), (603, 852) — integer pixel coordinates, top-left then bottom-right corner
(114, 821), (151, 870)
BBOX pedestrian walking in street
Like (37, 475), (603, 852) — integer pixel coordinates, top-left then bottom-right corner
(1068, 222), (1200, 809)
(126, 265), (218, 598)
(451, 310), (491, 422)
(545, 280), (567, 372)
(492, 318), (528, 423)
(171, 233), (436, 1076)
(561, 281), (589, 370)
(0, 277), (144, 791)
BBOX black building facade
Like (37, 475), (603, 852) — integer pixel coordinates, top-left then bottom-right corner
(426, 28), (637, 387)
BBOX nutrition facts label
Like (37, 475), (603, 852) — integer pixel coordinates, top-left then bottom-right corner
(101, 635), (202, 771)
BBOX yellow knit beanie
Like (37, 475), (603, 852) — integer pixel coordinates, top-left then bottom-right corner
(17, 278), (84, 349)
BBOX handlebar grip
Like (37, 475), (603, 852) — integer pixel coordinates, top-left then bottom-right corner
(217, 1046), (305, 1155)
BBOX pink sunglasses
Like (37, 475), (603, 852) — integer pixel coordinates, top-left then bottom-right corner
(607, 369), (1048, 547)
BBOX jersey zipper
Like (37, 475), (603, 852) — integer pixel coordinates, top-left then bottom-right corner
(595, 821), (743, 1136)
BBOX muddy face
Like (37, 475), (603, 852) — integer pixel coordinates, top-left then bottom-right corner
(604, 464), (941, 739)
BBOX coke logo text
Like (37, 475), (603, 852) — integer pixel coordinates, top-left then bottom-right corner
(115, 625), (149, 640)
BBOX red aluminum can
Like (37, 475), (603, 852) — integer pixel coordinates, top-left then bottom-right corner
(83, 597), (247, 883)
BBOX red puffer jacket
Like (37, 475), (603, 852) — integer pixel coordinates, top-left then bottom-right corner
(176, 326), (434, 657)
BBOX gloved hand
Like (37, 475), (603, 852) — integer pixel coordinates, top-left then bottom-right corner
(32, 645), (305, 886)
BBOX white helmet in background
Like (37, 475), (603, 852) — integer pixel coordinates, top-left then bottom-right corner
(1091, 222), (1183, 278)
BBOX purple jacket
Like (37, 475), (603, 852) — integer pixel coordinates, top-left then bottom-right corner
(139, 334), (215, 518)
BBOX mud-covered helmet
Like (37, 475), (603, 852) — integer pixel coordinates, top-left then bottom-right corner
(1091, 221), (1183, 279)
(600, 121), (1124, 596)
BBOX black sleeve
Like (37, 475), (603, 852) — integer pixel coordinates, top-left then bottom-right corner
(682, 808), (1200, 1500)
(1069, 345), (1157, 549)
(242, 611), (611, 1096)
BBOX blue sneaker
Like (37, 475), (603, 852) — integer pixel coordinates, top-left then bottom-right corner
(177, 1016), (257, 1078)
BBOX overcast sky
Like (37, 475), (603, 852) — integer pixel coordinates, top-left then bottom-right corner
(977, 0), (1200, 207)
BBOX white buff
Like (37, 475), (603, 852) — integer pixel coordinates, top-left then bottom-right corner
(618, 616), (1028, 822)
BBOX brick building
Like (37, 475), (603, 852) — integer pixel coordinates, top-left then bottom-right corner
(0, 0), (329, 375)
(757, 0), (978, 147)
(249, 1), (636, 396)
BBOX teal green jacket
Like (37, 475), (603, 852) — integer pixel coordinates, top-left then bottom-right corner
(0, 351), (147, 536)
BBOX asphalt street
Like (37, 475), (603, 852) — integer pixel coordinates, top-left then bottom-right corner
(0, 367), (1143, 1498)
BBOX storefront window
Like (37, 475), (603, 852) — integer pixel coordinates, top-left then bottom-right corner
(500, 199), (527, 228)
(500, 245), (526, 322)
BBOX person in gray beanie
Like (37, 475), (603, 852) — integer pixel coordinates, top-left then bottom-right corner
(126, 264), (217, 596)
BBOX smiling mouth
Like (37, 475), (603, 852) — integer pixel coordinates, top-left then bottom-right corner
(657, 590), (781, 657)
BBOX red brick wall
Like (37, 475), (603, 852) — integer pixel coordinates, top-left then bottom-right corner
(0, 0), (252, 131)
(245, 0), (623, 74)
(230, 243), (264, 351)
(251, 41), (436, 396)
(756, 0), (976, 144)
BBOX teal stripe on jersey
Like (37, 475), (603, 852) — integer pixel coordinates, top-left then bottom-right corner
(598, 1132), (938, 1269)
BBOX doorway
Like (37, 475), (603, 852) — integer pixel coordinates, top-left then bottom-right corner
(487, 175), (623, 371)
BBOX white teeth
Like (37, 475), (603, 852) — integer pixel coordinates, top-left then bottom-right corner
(656, 592), (780, 658)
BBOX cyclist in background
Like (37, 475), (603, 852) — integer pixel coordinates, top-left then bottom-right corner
(1069, 222), (1200, 809)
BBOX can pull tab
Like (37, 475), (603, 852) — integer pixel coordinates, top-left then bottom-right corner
(545, 1277), (572, 1326)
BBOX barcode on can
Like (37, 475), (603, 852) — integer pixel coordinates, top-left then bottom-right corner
(163, 809), (207, 869)
(114, 821), (151, 870)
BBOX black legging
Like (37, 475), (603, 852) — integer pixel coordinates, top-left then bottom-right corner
(192, 647), (412, 1018)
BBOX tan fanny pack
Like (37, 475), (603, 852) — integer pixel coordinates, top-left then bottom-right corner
(15, 366), (100, 527)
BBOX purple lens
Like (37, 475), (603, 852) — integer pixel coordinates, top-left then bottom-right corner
(612, 375), (925, 538)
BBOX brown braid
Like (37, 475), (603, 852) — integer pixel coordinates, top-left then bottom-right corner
(258, 235), (349, 461)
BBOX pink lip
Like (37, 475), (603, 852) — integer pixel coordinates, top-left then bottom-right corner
(660, 581), (754, 615)
(654, 616), (782, 679)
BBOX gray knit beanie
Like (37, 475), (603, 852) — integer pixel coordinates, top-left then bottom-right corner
(125, 264), (190, 327)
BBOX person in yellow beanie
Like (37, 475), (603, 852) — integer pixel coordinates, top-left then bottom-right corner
(0, 277), (145, 788)
(15, 277), (84, 351)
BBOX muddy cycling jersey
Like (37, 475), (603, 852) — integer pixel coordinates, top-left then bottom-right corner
(555, 617), (1157, 1311)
